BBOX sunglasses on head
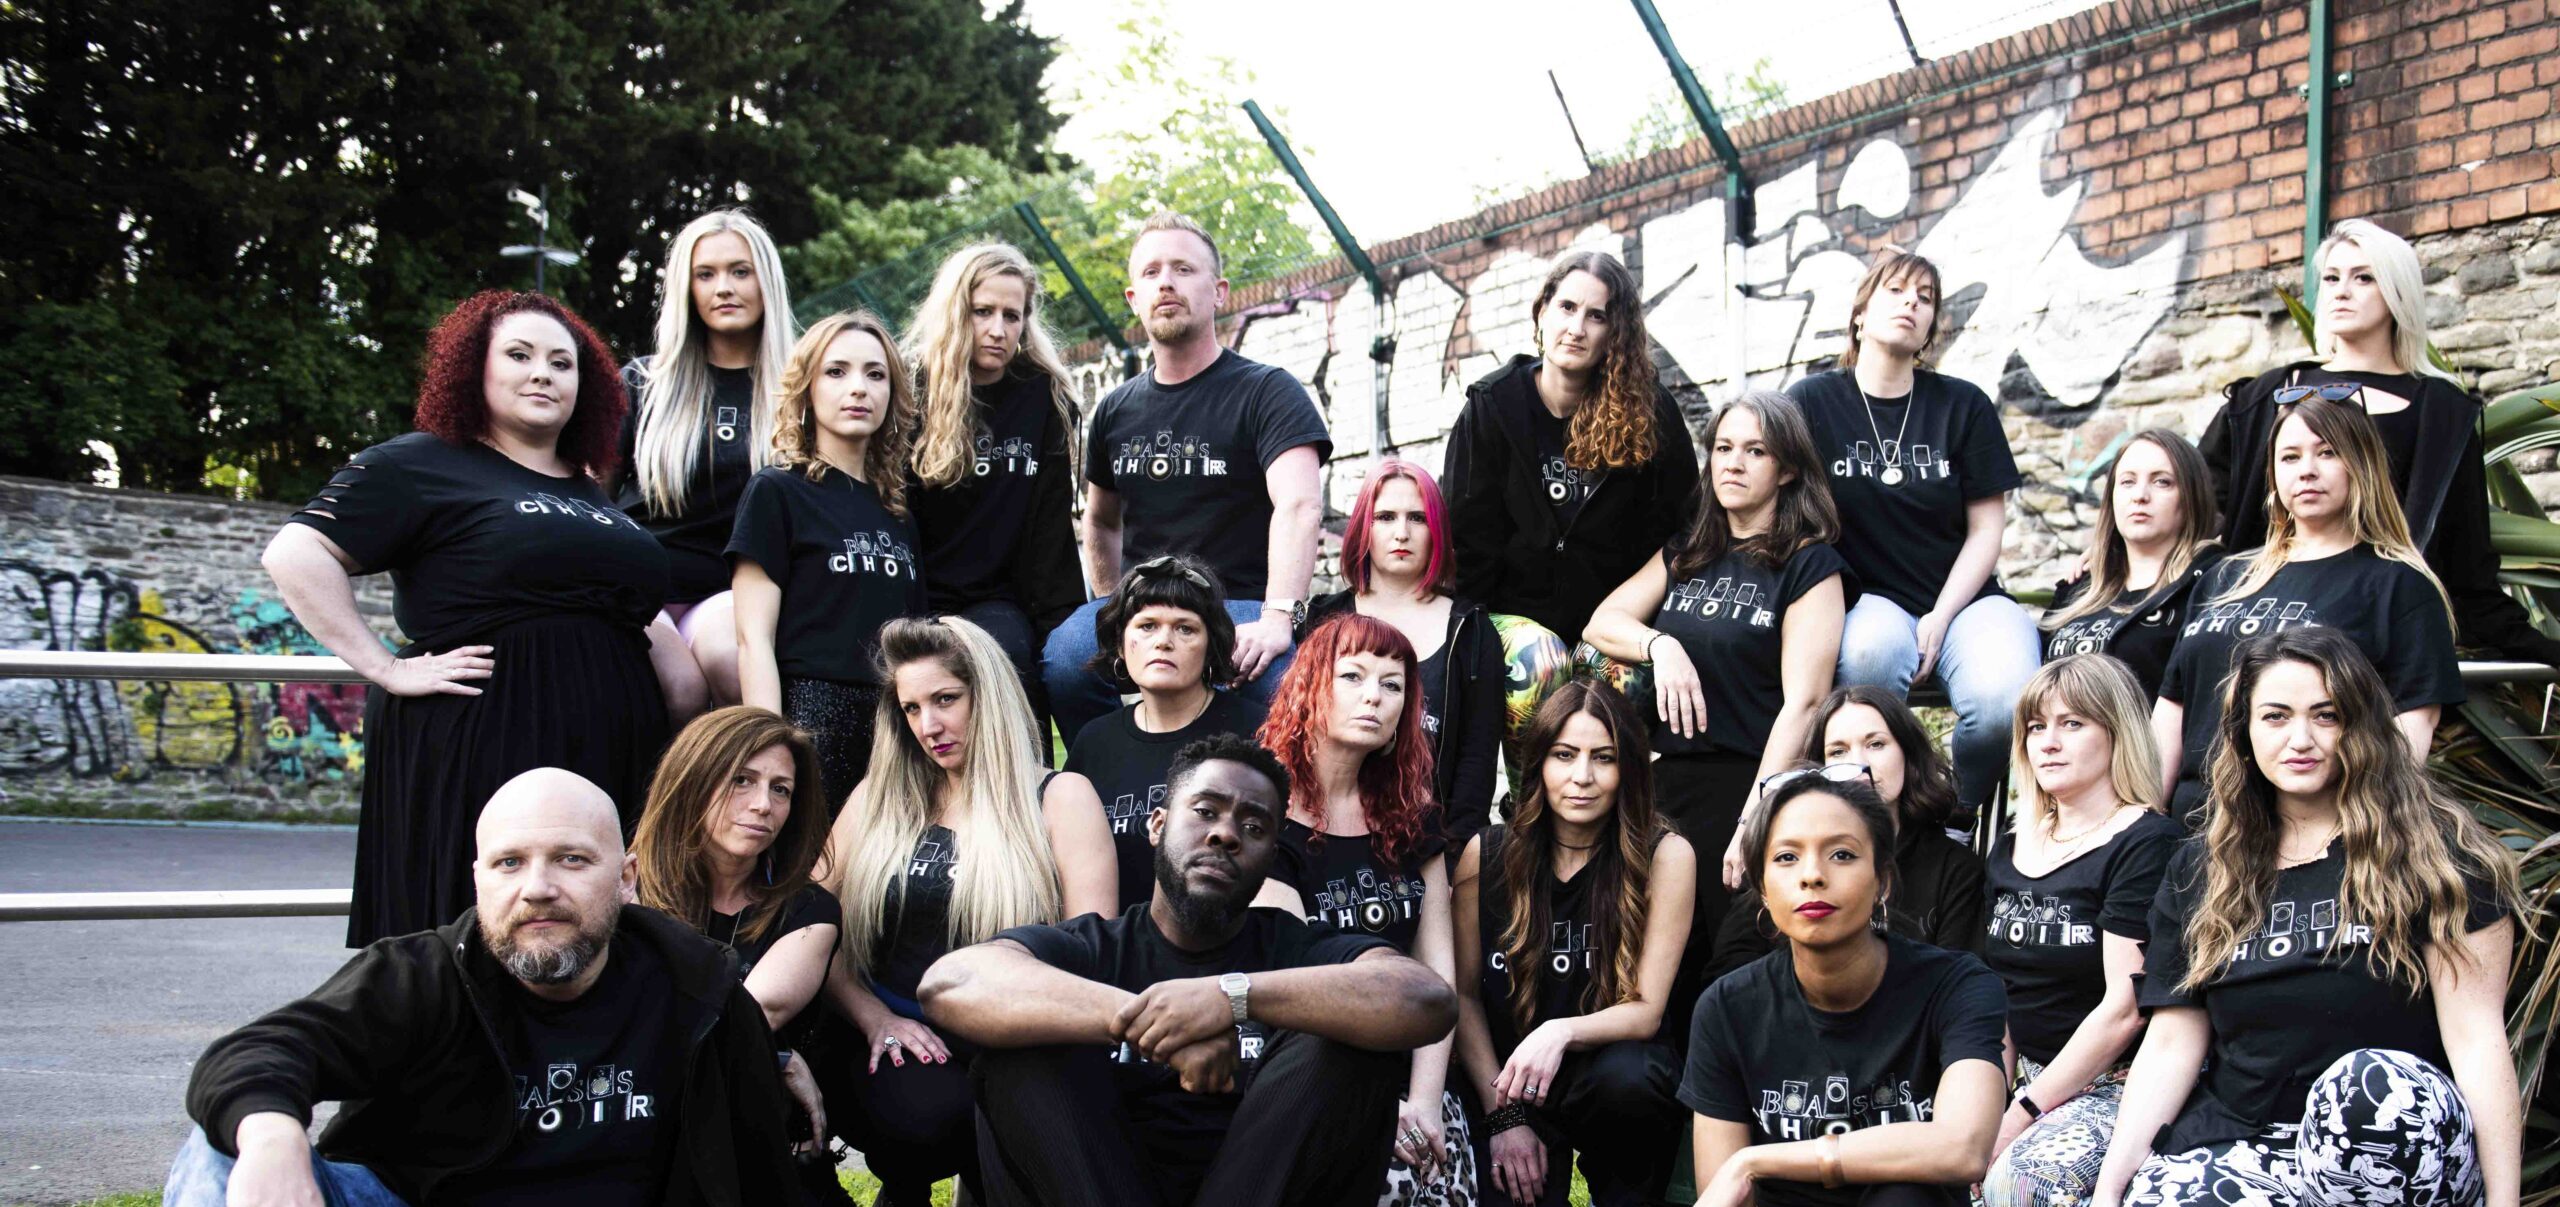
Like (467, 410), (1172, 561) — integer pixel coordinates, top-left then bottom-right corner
(2272, 383), (2366, 410)
(1129, 555), (1214, 590)
(1756, 761), (1875, 796)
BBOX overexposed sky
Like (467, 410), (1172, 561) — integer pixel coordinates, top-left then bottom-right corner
(1021, 0), (2107, 244)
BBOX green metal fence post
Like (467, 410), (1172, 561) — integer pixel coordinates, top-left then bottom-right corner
(2301, 0), (2336, 301)
(1016, 201), (1139, 379)
(1243, 98), (1395, 451)
(1630, 0), (1756, 244)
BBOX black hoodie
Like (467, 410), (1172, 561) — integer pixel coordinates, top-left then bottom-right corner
(1441, 355), (1698, 642)
(186, 905), (807, 1207)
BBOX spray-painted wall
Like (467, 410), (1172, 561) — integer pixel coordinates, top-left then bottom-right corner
(0, 476), (397, 817)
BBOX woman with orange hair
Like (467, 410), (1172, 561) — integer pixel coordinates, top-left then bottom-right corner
(262, 290), (673, 946)
(1254, 612), (1470, 1200)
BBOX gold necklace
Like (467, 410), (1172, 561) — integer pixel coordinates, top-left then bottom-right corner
(2045, 802), (2131, 845)
(2278, 819), (2340, 866)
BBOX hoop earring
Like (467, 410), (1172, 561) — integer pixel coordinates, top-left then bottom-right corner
(1754, 906), (1778, 942)
(1874, 898), (1892, 933)
(1110, 655), (1129, 684)
(760, 851), (776, 888)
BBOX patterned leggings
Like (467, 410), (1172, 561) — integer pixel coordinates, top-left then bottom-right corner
(2125, 1049), (2481, 1207)
(1981, 1066), (2124, 1207)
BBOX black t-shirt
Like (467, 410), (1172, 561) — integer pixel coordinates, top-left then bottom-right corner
(438, 935), (685, 1207)
(911, 368), (1069, 611)
(289, 433), (668, 651)
(2041, 549), (2226, 699)
(613, 360), (757, 605)
(870, 825), (961, 1002)
(1474, 825), (1607, 1058)
(1063, 692), (1268, 911)
(1526, 404), (1597, 529)
(1270, 821), (1447, 954)
(1651, 542), (1851, 758)
(1681, 934), (2008, 1207)
(1084, 349), (1332, 599)
(725, 466), (930, 685)
(1415, 641), (1452, 745)
(2138, 840), (2510, 1151)
(996, 907), (1386, 1182)
(2158, 547), (2462, 800)
(1787, 370), (2020, 616)
(1982, 810), (2181, 1065)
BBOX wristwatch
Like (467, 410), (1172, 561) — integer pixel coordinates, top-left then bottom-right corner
(1218, 972), (1251, 1024)
(1262, 599), (1304, 628)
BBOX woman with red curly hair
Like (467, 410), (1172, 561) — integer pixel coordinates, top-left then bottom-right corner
(262, 290), (672, 946)
(1252, 612), (1472, 1201)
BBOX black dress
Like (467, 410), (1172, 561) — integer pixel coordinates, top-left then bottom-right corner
(289, 432), (670, 946)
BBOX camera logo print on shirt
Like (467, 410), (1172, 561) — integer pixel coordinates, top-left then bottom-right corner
(1485, 921), (1596, 976)
(1755, 1074), (1930, 1139)
(2184, 597), (2317, 639)
(828, 530), (916, 579)
(2231, 894), (2369, 965)
(516, 493), (643, 530)
(1114, 431), (1227, 481)
(1539, 456), (1595, 507)
(513, 1063), (654, 1131)
(974, 433), (1040, 478)
(1831, 440), (1951, 484)
(1106, 783), (1169, 836)
(1989, 890), (2095, 947)
(907, 835), (957, 883)
(1664, 576), (1777, 627)
(714, 406), (741, 443)
(1312, 866), (1427, 935)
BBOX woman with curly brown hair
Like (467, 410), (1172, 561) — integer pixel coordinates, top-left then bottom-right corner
(730, 310), (929, 812)
(1443, 250), (1699, 741)
(1790, 250), (2039, 817)
(1253, 612), (1472, 1201)
(262, 290), (673, 946)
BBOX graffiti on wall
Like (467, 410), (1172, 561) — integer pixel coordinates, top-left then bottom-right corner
(0, 559), (370, 789)
(1226, 105), (2191, 471)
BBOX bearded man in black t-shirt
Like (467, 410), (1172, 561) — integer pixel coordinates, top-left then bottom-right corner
(167, 769), (811, 1207)
(921, 734), (1456, 1207)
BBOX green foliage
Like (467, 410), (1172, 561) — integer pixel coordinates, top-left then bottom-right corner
(1, 0), (1060, 499)
(1604, 58), (1791, 166)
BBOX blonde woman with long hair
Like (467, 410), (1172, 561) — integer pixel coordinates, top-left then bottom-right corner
(2202, 219), (2559, 667)
(904, 242), (1086, 706)
(728, 311), (926, 810)
(2151, 396), (2460, 822)
(2094, 626), (2521, 1207)
(815, 616), (1116, 1206)
(614, 209), (801, 711)
(1978, 655), (2182, 1207)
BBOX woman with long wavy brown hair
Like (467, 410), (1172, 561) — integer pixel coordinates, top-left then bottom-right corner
(1453, 681), (1696, 1206)
(1253, 612), (1471, 1199)
(1443, 250), (1699, 763)
(2094, 626), (2520, 1207)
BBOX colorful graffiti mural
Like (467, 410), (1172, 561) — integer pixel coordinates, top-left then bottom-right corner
(0, 558), (373, 789)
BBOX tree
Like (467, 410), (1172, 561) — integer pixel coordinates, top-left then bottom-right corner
(1604, 57), (1791, 165)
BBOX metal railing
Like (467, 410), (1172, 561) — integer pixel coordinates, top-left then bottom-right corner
(1, 650), (2553, 922)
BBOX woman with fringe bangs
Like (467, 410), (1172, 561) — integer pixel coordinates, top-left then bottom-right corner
(263, 290), (669, 946)
(2043, 430), (2225, 696)
(615, 209), (801, 714)
(815, 617), (1117, 1207)
(904, 242), (1086, 713)
(2152, 395), (2461, 823)
(1443, 251), (1700, 765)
(1254, 612), (1473, 1202)
(2095, 626), (2521, 1207)
(1454, 681), (1696, 1206)
(729, 310), (930, 812)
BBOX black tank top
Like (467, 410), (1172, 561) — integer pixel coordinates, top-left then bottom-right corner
(1476, 824), (1601, 1058)
(869, 773), (1061, 1003)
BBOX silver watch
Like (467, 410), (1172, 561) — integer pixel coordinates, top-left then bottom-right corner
(1218, 971), (1251, 1024)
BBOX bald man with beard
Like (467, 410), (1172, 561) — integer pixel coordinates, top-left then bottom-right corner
(169, 769), (809, 1207)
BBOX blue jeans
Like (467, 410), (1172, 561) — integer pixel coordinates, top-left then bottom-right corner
(165, 1125), (409, 1207)
(1042, 597), (1292, 747)
(1836, 592), (2041, 810)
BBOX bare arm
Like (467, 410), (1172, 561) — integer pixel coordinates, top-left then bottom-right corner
(2433, 918), (2520, 1207)
(1082, 484), (1126, 595)
(261, 526), (438, 689)
(919, 938), (1133, 1047)
(1406, 858), (1458, 1111)
(1262, 445), (1323, 605)
(1583, 553), (1675, 662)
(2150, 699), (2184, 801)
(1568, 832), (1696, 1046)
(1040, 773), (1122, 920)
(1726, 578), (1847, 887)
(1999, 932), (2146, 1155)
(2094, 1006), (2212, 1205)
(1933, 495), (2008, 619)
(2394, 705), (2442, 764)
(730, 560), (785, 715)
(1450, 835), (1506, 1105)
(645, 615), (707, 728)
(742, 923), (837, 1033)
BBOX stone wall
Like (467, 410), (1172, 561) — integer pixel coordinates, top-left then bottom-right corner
(0, 476), (398, 817)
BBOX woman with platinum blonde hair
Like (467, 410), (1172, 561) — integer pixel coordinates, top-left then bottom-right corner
(614, 208), (802, 712)
(2201, 218), (2560, 666)
(1976, 655), (2181, 1207)
(904, 241), (1086, 719)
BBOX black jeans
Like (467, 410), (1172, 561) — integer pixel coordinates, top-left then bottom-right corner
(972, 1030), (1407, 1207)
(1472, 1039), (1685, 1207)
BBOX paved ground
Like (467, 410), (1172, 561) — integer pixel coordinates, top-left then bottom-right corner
(0, 820), (358, 1206)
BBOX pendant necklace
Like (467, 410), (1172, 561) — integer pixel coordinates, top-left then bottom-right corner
(1857, 381), (1915, 487)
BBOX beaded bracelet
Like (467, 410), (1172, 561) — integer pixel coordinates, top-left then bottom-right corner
(1485, 1102), (1533, 1135)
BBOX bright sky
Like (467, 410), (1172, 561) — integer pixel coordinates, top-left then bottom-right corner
(1022, 0), (2108, 245)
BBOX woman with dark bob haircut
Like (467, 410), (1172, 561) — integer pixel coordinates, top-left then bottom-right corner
(1683, 765), (2009, 1207)
(263, 290), (673, 945)
(1062, 553), (1264, 910)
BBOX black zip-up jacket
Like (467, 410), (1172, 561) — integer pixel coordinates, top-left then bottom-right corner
(1442, 355), (1698, 643)
(2203, 362), (2560, 666)
(186, 905), (807, 1207)
(1300, 591), (1504, 847)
